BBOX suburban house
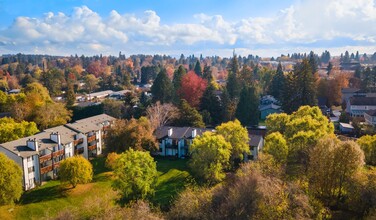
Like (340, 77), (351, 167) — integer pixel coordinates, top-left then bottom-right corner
(0, 114), (115, 190)
(341, 88), (376, 103)
(155, 126), (212, 158)
(345, 97), (376, 117)
(339, 122), (355, 134)
(155, 126), (266, 161)
(259, 95), (282, 120)
(364, 109), (376, 126)
(259, 104), (282, 120)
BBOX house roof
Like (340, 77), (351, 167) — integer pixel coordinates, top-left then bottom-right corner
(65, 114), (116, 133)
(365, 109), (376, 117)
(342, 88), (360, 94)
(349, 97), (376, 106)
(44, 126), (78, 144)
(259, 103), (281, 111)
(0, 132), (57, 158)
(155, 126), (213, 140)
(249, 135), (263, 147)
(339, 123), (354, 129)
(87, 90), (114, 98)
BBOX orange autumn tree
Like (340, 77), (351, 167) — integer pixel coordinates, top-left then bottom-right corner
(178, 71), (207, 108)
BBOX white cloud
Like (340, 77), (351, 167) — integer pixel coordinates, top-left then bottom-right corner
(1, 1), (376, 56)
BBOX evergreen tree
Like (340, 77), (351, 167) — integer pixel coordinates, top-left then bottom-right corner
(269, 62), (285, 101)
(293, 59), (317, 108)
(66, 82), (75, 107)
(327, 62), (333, 76)
(172, 65), (186, 91)
(202, 65), (213, 82)
(221, 88), (235, 122)
(226, 71), (240, 99)
(235, 86), (259, 126)
(200, 84), (221, 125)
(150, 69), (173, 103)
(281, 72), (297, 114)
(194, 60), (202, 77)
(174, 99), (205, 127)
(308, 51), (318, 74)
(227, 53), (240, 75)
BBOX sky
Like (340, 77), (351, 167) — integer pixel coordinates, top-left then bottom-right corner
(0, 0), (376, 57)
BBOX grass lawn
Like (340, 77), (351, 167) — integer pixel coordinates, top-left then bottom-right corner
(0, 156), (191, 219)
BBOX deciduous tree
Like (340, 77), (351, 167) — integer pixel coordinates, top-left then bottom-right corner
(113, 149), (158, 200)
(0, 117), (39, 143)
(0, 153), (23, 205)
(357, 135), (376, 166)
(105, 117), (158, 153)
(189, 132), (232, 184)
(59, 156), (93, 188)
(178, 71), (207, 108)
(146, 101), (179, 130)
(263, 132), (288, 164)
(216, 119), (250, 165)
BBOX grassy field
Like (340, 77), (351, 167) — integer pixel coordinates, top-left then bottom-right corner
(0, 156), (191, 219)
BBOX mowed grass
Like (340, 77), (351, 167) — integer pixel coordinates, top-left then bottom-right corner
(0, 156), (191, 219)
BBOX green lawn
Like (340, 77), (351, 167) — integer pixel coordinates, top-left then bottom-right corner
(0, 156), (191, 219)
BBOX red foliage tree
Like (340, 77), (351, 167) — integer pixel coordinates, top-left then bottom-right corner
(178, 71), (207, 108)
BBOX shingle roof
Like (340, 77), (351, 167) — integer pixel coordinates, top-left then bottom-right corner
(342, 88), (360, 93)
(349, 97), (376, 106)
(259, 103), (281, 111)
(0, 132), (57, 158)
(155, 126), (213, 139)
(44, 126), (78, 144)
(249, 135), (263, 147)
(65, 114), (116, 133)
(365, 109), (376, 117)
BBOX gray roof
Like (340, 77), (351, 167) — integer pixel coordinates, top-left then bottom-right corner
(155, 126), (213, 139)
(349, 97), (376, 106)
(0, 132), (57, 158)
(65, 114), (116, 133)
(44, 126), (78, 144)
(342, 88), (360, 93)
(249, 135), (263, 147)
(259, 103), (281, 111)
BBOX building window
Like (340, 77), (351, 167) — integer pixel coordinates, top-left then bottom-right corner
(28, 166), (34, 173)
(27, 157), (32, 162)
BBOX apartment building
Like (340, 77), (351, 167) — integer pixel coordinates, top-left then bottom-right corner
(0, 114), (115, 190)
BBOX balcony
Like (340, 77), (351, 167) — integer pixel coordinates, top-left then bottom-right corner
(87, 135), (96, 143)
(74, 148), (84, 155)
(88, 144), (97, 151)
(53, 161), (61, 168)
(40, 165), (53, 174)
(39, 154), (52, 163)
(52, 149), (64, 158)
(74, 138), (84, 146)
(103, 125), (110, 131)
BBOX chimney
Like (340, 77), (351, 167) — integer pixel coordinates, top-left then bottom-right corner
(192, 129), (197, 138)
(27, 138), (39, 151)
(168, 128), (173, 137)
(50, 132), (61, 145)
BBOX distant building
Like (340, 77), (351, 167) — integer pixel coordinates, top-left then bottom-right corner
(339, 122), (355, 134)
(346, 97), (376, 117)
(0, 114), (115, 190)
(259, 104), (282, 120)
(364, 110), (376, 126)
(155, 126), (212, 158)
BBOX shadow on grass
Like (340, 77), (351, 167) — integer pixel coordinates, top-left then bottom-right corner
(20, 184), (69, 205)
(90, 156), (110, 175)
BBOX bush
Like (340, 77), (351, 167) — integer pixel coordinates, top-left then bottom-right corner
(59, 156), (93, 188)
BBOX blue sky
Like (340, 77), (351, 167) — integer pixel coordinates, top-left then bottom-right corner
(0, 0), (376, 57)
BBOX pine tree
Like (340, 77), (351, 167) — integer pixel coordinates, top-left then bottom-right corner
(194, 60), (202, 77)
(221, 88), (235, 122)
(282, 72), (297, 114)
(202, 65), (213, 81)
(270, 62), (285, 101)
(174, 99), (205, 127)
(200, 84), (221, 125)
(294, 59), (317, 108)
(308, 51), (318, 74)
(327, 62), (333, 76)
(150, 69), (173, 103)
(227, 53), (239, 75)
(172, 65), (186, 91)
(235, 86), (259, 126)
(66, 82), (75, 107)
(226, 71), (240, 99)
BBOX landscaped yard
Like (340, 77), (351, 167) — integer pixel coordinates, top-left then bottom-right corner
(0, 156), (191, 219)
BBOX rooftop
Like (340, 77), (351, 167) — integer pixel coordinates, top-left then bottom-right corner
(349, 97), (376, 106)
(155, 126), (213, 139)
